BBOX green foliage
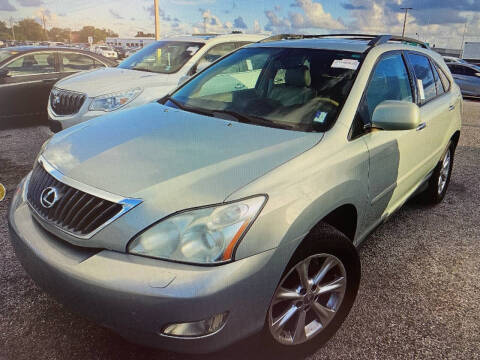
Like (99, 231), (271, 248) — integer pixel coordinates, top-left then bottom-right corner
(0, 21), (11, 40)
(77, 26), (118, 43)
(0, 20), (118, 43)
(14, 19), (47, 41)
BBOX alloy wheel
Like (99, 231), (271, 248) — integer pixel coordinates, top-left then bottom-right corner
(268, 253), (347, 346)
(438, 149), (451, 195)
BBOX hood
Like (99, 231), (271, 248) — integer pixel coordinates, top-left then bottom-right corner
(43, 103), (322, 211)
(56, 67), (176, 97)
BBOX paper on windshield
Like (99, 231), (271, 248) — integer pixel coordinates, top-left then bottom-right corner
(331, 59), (359, 70)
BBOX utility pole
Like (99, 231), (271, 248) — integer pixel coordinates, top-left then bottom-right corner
(9, 17), (15, 41)
(41, 12), (47, 40)
(461, 22), (467, 58)
(154, 0), (160, 40)
(400, 7), (413, 38)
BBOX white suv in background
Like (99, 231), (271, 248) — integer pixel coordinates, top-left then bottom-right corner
(48, 34), (265, 132)
(95, 46), (118, 59)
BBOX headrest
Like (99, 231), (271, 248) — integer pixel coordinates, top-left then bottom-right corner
(47, 55), (55, 66)
(23, 55), (38, 67)
(285, 66), (311, 87)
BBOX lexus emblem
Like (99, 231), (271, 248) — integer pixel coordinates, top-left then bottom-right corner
(40, 187), (59, 209)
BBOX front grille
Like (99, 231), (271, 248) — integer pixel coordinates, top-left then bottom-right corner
(50, 88), (86, 116)
(27, 165), (123, 237)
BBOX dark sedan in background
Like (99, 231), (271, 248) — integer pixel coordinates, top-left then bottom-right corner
(447, 62), (480, 98)
(0, 46), (117, 128)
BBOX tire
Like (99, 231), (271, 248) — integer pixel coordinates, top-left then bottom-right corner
(260, 223), (361, 359)
(422, 141), (455, 204)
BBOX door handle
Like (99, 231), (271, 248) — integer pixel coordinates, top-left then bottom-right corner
(416, 122), (427, 131)
(449, 104), (456, 111)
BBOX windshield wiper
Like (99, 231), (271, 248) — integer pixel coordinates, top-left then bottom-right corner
(163, 96), (213, 117)
(211, 109), (295, 130)
(131, 67), (156, 73)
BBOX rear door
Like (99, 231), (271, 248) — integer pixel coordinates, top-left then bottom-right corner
(59, 51), (107, 79)
(405, 52), (455, 173)
(0, 51), (60, 120)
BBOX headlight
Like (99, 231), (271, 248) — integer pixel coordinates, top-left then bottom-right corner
(128, 196), (266, 264)
(89, 88), (142, 112)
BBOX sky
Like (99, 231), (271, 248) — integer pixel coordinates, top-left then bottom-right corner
(1, 0), (480, 48)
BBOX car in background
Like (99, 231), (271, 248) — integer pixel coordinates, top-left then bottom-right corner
(47, 33), (266, 132)
(113, 46), (129, 60)
(124, 46), (142, 58)
(95, 45), (118, 59)
(0, 46), (117, 127)
(443, 56), (469, 64)
(447, 62), (480, 98)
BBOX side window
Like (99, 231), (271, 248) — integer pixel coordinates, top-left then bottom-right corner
(430, 61), (445, 96)
(196, 42), (237, 69)
(363, 53), (413, 122)
(435, 64), (451, 92)
(462, 66), (478, 77)
(407, 53), (437, 104)
(5, 52), (56, 76)
(62, 53), (96, 72)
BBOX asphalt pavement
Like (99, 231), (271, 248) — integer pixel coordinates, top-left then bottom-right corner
(0, 101), (479, 360)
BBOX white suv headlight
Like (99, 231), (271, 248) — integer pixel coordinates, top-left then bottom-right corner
(89, 88), (142, 112)
(128, 196), (266, 264)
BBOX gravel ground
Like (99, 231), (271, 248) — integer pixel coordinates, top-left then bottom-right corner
(1, 101), (479, 360)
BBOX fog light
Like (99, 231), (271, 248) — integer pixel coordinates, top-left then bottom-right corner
(162, 312), (228, 337)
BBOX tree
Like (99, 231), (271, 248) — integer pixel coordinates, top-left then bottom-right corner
(49, 27), (71, 42)
(135, 31), (154, 38)
(77, 26), (118, 43)
(13, 19), (46, 41)
(0, 21), (11, 40)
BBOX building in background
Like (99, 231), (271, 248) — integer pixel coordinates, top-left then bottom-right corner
(106, 37), (155, 48)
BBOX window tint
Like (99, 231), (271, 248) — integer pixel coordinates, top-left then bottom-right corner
(407, 53), (436, 103)
(462, 66), (478, 76)
(62, 53), (98, 72)
(5, 52), (56, 76)
(447, 64), (463, 75)
(363, 53), (413, 121)
(436, 64), (450, 92)
(198, 42), (237, 66)
(430, 62), (445, 96)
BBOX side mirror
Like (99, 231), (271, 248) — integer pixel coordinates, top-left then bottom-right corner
(371, 100), (420, 131)
(0, 68), (9, 78)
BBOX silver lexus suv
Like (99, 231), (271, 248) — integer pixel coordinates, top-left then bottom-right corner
(9, 34), (462, 356)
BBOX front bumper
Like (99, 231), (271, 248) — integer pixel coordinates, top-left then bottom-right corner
(47, 104), (100, 133)
(8, 192), (280, 353)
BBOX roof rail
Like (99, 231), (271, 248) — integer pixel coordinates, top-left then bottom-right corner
(259, 33), (429, 49)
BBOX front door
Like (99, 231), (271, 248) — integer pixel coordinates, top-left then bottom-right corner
(358, 52), (429, 230)
(0, 51), (60, 122)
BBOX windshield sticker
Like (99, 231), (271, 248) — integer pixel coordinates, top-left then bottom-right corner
(186, 46), (200, 55)
(313, 111), (328, 124)
(417, 79), (425, 100)
(331, 59), (359, 70)
(246, 59), (253, 71)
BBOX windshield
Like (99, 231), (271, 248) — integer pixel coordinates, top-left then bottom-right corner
(118, 41), (204, 74)
(0, 50), (17, 63)
(169, 47), (362, 132)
